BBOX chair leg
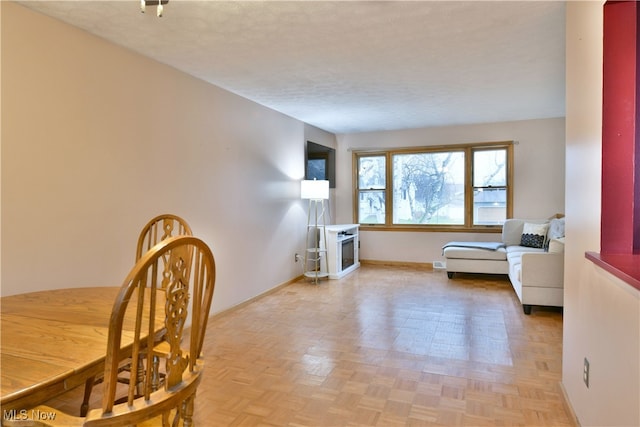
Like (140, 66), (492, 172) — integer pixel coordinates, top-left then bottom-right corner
(135, 358), (146, 396)
(80, 376), (95, 417)
(182, 395), (196, 427)
(152, 355), (161, 391)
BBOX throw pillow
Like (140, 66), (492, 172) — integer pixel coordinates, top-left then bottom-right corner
(547, 217), (565, 240)
(545, 217), (565, 250)
(520, 222), (549, 248)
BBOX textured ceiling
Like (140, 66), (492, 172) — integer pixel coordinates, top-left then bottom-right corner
(16, 1), (566, 134)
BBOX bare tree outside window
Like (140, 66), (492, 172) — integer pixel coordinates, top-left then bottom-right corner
(393, 152), (465, 224)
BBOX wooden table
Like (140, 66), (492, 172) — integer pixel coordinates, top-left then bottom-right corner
(1, 287), (162, 412)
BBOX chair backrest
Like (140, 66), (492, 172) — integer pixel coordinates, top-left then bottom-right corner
(89, 235), (215, 426)
(136, 214), (193, 260)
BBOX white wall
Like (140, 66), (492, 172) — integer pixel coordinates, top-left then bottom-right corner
(0, 3), (312, 314)
(334, 118), (565, 264)
(564, 3), (640, 426)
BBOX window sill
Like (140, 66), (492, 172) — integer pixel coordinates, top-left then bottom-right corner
(585, 252), (640, 291)
(358, 225), (502, 233)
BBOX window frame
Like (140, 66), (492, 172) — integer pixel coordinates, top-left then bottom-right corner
(352, 141), (514, 232)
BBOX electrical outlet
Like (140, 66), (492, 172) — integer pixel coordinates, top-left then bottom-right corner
(295, 253), (300, 262)
(583, 357), (590, 388)
(433, 261), (446, 269)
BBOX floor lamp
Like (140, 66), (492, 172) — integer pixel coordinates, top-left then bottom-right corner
(301, 179), (330, 283)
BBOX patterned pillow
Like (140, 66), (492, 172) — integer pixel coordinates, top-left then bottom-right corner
(520, 222), (549, 248)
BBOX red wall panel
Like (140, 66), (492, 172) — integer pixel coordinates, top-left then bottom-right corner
(602, 0), (640, 253)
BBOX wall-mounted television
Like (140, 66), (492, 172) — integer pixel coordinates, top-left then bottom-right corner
(305, 141), (336, 188)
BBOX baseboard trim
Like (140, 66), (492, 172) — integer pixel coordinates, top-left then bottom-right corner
(360, 259), (434, 270)
(558, 381), (581, 427)
(208, 274), (303, 321)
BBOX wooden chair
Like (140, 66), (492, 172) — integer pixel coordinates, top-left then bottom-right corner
(81, 214), (193, 416)
(6, 235), (216, 427)
(135, 214), (193, 260)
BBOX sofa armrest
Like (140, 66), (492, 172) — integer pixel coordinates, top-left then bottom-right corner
(520, 252), (564, 288)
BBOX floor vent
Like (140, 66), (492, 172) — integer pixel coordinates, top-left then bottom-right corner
(433, 261), (446, 269)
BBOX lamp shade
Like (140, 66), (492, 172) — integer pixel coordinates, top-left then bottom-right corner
(301, 179), (329, 200)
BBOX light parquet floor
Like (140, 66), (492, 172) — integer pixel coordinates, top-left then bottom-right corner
(46, 265), (575, 426)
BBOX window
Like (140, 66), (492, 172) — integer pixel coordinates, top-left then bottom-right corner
(357, 155), (386, 224)
(354, 142), (513, 231)
(473, 149), (509, 225)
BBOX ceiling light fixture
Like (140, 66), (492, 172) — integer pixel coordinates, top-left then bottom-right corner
(140, 0), (168, 17)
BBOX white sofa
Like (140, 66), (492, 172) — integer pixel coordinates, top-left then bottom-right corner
(443, 217), (565, 314)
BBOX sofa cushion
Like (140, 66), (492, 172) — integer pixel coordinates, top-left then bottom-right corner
(506, 245), (545, 255)
(506, 248), (532, 267)
(548, 237), (565, 254)
(507, 248), (537, 283)
(502, 219), (525, 246)
(520, 222), (549, 248)
(443, 246), (507, 261)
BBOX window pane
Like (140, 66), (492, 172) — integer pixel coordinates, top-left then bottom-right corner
(358, 190), (386, 224)
(358, 156), (386, 189)
(474, 187), (506, 225)
(392, 152), (465, 224)
(473, 149), (506, 187)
